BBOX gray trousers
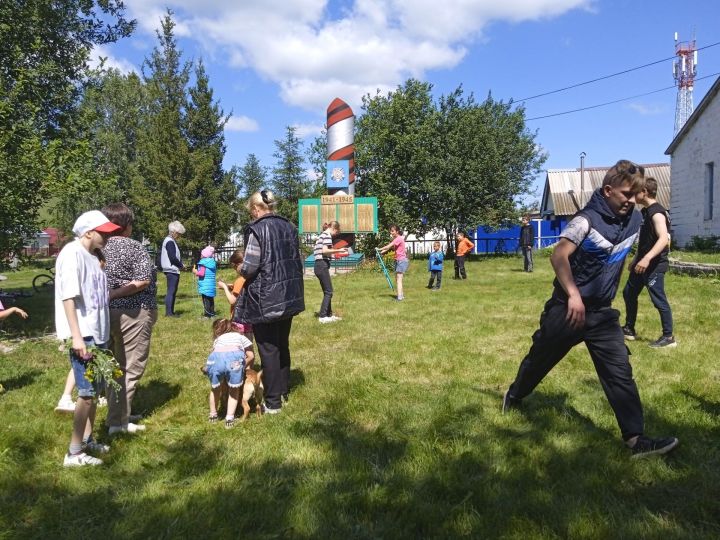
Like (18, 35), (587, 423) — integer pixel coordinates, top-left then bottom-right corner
(522, 246), (533, 272)
(107, 308), (157, 427)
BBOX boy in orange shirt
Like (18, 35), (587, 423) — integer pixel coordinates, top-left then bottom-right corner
(454, 231), (474, 279)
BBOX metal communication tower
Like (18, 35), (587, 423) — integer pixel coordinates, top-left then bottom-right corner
(673, 32), (697, 135)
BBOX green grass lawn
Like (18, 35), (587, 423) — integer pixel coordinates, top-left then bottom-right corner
(1, 256), (719, 539)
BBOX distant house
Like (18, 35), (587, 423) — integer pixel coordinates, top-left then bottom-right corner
(665, 75), (720, 247)
(22, 231), (51, 256)
(540, 163), (671, 231)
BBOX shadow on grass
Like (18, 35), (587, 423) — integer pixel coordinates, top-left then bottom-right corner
(290, 368), (305, 392)
(0, 369), (42, 393)
(2, 391), (718, 538)
(680, 389), (720, 416)
(131, 379), (181, 416)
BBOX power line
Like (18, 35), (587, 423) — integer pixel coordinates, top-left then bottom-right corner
(525, 72), (720, 121)
(517, 40), (720, 102)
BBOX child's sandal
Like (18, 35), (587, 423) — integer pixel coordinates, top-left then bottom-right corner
(225, 418), (235, 429)
(208, 414), (218, 423)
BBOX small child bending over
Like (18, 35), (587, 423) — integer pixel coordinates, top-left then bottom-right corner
(205, 318), (254, 428)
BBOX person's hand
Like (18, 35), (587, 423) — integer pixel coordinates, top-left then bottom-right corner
(218, 279), (228, 289)
(12, 307), (28, 319)
(634, 257), (650, 274)
(566, 293), (585, 330)
(71, 335), (88, 359)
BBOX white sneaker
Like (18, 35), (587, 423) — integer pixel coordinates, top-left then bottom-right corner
(63, 452), (103, 467)
(329, 315), (342, 322)
(263, 404), (281, 414)
(108, 422), (146, 435)
(97, 396), (108, 407)
(318, 316), (335, 324)
(55, 396), (75, 414)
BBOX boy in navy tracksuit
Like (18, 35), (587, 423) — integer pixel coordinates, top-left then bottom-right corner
(503, 160), (678, 459)
(427, 241), (444, 290)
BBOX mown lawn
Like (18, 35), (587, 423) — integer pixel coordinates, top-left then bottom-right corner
(1, 255), (719, 539)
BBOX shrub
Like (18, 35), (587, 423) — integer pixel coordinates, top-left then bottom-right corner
(686, 235), (720, 252)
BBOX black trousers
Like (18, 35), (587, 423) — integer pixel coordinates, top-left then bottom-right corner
(454, 256), (467, 279)
(164, 272), (180, 315)
(254, 317), (293, 409)
(314, 259), (333, 317)
(508, 299), (644, 440)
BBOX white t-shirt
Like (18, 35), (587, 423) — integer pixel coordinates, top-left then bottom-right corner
(212, 332), (253, 352)
(54, 239), (110, 343)
(560, 216), (591, 245)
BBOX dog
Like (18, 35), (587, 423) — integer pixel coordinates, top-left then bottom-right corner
(241, 368), (264, 421)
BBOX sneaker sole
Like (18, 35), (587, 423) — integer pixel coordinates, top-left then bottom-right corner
(54, 407), (75, 414)
(649, 342), (677, 348)
(624, 335), (636, 341)
(631, 438), (679, 459)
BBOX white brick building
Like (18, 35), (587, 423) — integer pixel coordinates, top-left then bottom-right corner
(665, 76), (720, 247)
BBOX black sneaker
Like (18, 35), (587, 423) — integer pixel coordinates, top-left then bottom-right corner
(622, 325), (636, 341)
(502, 390), (520, 414)
(649, 335), (677, 348)
(630, 435), (679, 458)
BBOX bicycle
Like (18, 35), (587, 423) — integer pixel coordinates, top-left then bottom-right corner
(32, 267), (55, 293)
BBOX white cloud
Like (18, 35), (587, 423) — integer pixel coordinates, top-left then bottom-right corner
(225, 115), (260, 132)
(88, 44), (136, 74)
(293, 122), (325, 139)
(626, 102), (665, 116)
(124, 0), (591, 109)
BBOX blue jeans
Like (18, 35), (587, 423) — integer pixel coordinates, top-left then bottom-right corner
(623, 270), (673, 337)
(206, 351), (245, 388)
(69, 337), (107, 398)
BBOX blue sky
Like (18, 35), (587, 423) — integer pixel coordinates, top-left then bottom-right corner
(95, 0), (720, 203)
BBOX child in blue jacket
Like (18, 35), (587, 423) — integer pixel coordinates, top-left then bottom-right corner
(427, 241), (444, 290)
(194, 245), (217, 318)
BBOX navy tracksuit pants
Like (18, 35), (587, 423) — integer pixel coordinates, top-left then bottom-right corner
(508, 299), (644, 440)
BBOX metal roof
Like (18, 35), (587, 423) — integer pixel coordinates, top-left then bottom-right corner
(541, 163), (670, 216)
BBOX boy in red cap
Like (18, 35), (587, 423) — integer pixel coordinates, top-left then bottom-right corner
(55, 210), (121, 466)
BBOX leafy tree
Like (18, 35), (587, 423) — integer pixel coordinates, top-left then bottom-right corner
(355, 80), (546, 251)
(271, 126), (309, 223)
(0, 0), (134, 255)
(48, 68), (145, 232)
(355, 79), (438, 236)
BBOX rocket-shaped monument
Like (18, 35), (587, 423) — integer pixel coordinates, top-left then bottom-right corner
(326, 97), (355, 194)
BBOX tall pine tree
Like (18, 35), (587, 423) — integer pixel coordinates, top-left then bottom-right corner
(184, 60), (238, 247)
(133, 11), (193, 244)
(237, 153), (267, 226)
(271, 126), (308, 223)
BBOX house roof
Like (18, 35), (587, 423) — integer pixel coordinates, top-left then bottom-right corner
(666, 75), (720, 155)
(541, 163), (670, 217)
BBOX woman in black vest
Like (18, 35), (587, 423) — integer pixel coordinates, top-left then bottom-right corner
(234, 190), (305, 413)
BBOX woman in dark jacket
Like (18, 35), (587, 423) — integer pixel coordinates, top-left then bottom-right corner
(235, 190), (304, 413)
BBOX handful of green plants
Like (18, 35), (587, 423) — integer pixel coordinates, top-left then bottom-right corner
(65, 339), (122, 398)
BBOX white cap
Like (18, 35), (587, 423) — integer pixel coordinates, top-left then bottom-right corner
(72, 210), (122, 237)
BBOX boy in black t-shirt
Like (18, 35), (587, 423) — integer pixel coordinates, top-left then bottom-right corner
(621, 177), (675, 348)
